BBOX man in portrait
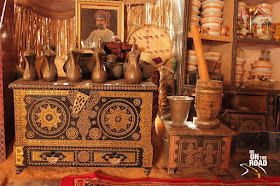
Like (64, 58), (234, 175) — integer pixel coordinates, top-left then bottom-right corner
(82, 10), (116, 48)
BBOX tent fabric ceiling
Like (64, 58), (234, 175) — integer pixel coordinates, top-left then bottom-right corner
(15, 0), (75, 19)
(14, 0), (157, 19)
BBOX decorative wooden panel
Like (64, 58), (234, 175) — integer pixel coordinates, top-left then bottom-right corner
(10, 79), (156, 174)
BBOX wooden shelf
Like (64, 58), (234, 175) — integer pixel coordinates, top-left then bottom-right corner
(188, 32), (232, 42)
(236, 37), (280, 46)
(223, 87), (280, 95)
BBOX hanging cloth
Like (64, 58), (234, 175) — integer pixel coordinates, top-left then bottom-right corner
(15, 0), (75, 19)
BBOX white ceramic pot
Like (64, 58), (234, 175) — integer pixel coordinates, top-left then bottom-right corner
(256, 3), (272, 11)
(189, 10), (200, 16)
(255, 60), (273, 68)
(254, 15), (273, 25)
(189, 15), (201, 24)
(251, 63), (272, 71)
(202, 0), (225, 12)
(201, 11), (223, 18)
(188, 50), (197, 61)
(201, 17), (223, 27)
(249, 70), (271, 79)
(236, 60), (246, 68)
(204, 51), (222, 61)
(190, 0), (202, 12)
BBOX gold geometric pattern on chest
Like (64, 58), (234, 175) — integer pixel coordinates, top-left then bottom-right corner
(28, 97), (70, 138)
(98, 99), (140, 139)
(35, 104), (62, 131)
(106, 106), (132, 133)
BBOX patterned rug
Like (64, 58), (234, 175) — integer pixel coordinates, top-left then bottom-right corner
(60, 173), (280, 186)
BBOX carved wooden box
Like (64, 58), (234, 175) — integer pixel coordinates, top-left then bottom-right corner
(9, 79), (157, 174)
(163, 120), (236, 175)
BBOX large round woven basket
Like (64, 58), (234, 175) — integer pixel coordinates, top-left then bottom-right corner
(127, 25), (172, 68)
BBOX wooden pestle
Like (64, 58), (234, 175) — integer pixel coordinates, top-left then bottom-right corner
(191, 25), (210, 82)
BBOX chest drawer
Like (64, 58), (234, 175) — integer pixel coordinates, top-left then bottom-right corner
(25, 146), (144, 167)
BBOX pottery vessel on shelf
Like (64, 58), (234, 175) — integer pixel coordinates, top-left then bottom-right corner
(202, 26), (221, 35)
(256, 3), (272, 11)
(236, 60), (246, 68)
(201, 17), (223, 27)
(235, 68), (245, 77)
(255, 60), (272, 67)
(251, 63), (272, 71)
(202, 0), (225, 12)
(105, 63), (123, 80)
(189, 15), (201, 25)
(204, 52), (222, 61)
(206, 60), (217, 72)
(190, 0), (202, 12)
(188, 60), (197, 67)
(188, 50), (197, 61)
(139, 61), (153, 80)
(249, 70), (271, 79)
(80, 52), (95, 79)
(201, 11), (222, 18)
(189, 10), (200, 16)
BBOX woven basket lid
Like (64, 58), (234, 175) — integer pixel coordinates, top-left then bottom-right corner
(127, 25), (172, 68)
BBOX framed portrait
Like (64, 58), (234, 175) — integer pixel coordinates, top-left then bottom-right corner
(76, 0), (124, 49)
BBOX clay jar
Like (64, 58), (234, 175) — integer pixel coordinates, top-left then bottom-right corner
(91, 39), (107, 83)
(105, 54), (123, 80)
(23, 42), (38, 81)
(41, 42), (58, 82)
(124, 43), (142, 84)
(66, 49), (82, 82)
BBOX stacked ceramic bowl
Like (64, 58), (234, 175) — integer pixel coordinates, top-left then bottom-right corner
(204, 52), (222, 72)
(238, 2), (247, 29)
(201, 0), (224, 36)
(249, 60), (273, 80)
(235, 58), (246, 87)
(189, 0), (202, 30)
(187, 50), (198, 72)
(256, 3), (273, 17)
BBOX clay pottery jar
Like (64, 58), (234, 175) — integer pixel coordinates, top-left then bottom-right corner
(23, 42), (38, 81)
(105, 54), (123, 80)
(105, 63), (123, 80)
(80, 52), (95, 79)
(139, 61), (153, 80)
(66, 49), (82, 82)
(41, 41), (58, 82)
(91, 38), (107, 83)
(124, 41), (142, 84)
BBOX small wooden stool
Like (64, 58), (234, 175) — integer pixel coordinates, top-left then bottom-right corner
(162, 120), (236, 175)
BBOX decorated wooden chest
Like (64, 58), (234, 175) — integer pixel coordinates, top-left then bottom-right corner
(163, 120), (236, 175)
(9, 79), (157, 174)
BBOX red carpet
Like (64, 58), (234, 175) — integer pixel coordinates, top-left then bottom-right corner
(60, 173), (280, 186)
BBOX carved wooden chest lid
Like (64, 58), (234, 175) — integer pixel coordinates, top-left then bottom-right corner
(9, 78), (157, 91)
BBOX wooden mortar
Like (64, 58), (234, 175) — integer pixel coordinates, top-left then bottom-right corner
(191, 25), (223, 129)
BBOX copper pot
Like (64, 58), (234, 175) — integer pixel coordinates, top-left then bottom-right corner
(167, 96), (194, 127)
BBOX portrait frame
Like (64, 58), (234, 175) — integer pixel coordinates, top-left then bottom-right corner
(76, 0), (124, 49)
